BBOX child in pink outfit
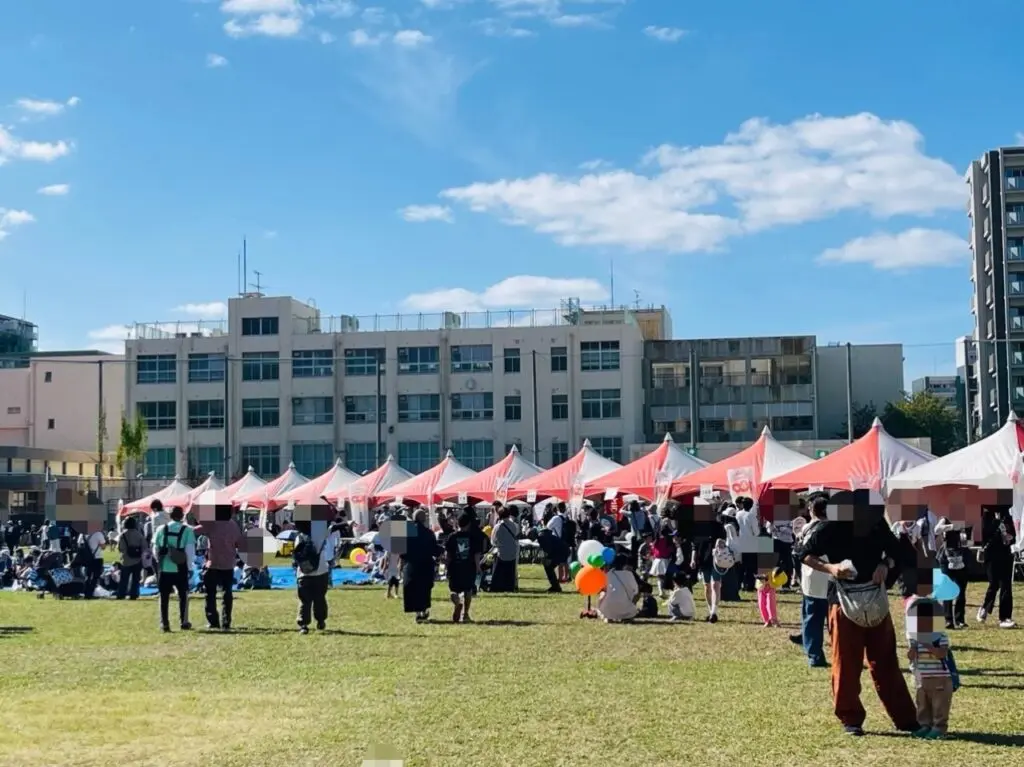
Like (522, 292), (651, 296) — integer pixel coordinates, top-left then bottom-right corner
(756, 568), (784, 627)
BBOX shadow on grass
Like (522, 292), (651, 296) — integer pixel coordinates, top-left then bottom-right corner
(0, 626), (33, 636)
(962, 682), (1024, 691)
(195, 627), (432, 639)
(873, 730), (1024, 747)
(463, 620), (540, 627)
(957, 668), (1024, 678)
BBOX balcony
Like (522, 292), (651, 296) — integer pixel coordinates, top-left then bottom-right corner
(1009, 243), (1024, 262)
(1012, 316), (1024, 332)
(1013, 351), (1024, 366)
(1008, 175), (1023, 191)
(1008, 209), (1024, 227)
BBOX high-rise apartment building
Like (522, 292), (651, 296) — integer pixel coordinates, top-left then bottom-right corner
(966, 145), (1024, 439)
(0, 314), (38, 368)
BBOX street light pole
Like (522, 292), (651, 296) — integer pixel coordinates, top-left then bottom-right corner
(376, 358), (384, 468)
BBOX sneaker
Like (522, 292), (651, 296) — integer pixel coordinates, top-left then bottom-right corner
(924, 729), (946, 740)
(206, 623), (220, 631)
(809, 659), (829, 668)
(843, 725), (864, 737)
(546, 586), (562, 594)
(709, 613), (719, 624)
(462, 614), (473, 623)
(180, 623), (192, 631)
(977, 607), (988, 623)
(912, 726), (931, 739)
(160, 625), (171, 634)
(956, 622), (968, 629)
(668, 616), (679, 623)
(788, 634), (803, 646)
(999, 619), (1016, 629)
(316, 621), (326, 631)
(298, 625), (309, 635)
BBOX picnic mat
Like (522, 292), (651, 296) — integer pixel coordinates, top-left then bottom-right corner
(135, 566), (373, 596)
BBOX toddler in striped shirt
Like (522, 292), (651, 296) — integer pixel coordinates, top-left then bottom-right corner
(905, 595), (953, 740)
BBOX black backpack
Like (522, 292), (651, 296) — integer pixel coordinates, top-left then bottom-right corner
(71, 533), (98, 567)
(293, 534), (328, 576)
(562, 517), (578, 544)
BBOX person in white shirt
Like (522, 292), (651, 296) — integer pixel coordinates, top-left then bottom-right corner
(76, 527), (107, 599)
(734, 496), (760, 591)
(293, 520), (340, 634)
(546, 503), (568, 582)
(666, 571), (695, 621)
(597, 554), (640, 623)
(792, 496), (830, 667)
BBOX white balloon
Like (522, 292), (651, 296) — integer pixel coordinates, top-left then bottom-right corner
(576, 539), (604, 563)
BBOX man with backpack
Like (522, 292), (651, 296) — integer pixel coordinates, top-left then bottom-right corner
(194, 504), (244, 631)
(153, 506), (196, 633)
(292, 519), (340, 634)
(73, 525), (106, 598)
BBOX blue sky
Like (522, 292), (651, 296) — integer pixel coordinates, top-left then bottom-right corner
(1, 0), (1022, 385)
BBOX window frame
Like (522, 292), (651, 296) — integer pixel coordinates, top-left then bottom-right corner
(187, 399), (225, 430)
(344, 394), (386, 424)
(137, 400), (176, 431)
(397, 393), (440, 423)
(292, 396), (334, 426)
(451, 344), (493, 374)
(241, 397), (281, 429)
(580, 340), (620, 371)
(187, 353), (225, 383)
(581, 388), (621, 420)
(451, 392), (494, 421)
(241, 351), (280, 382)
(136, 354), (177, 385)
(503, 347), (521, 374)
(397, 346), (440, 375)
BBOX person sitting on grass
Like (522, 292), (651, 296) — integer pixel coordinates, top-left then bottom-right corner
(597, 553), (641, 623)
(446, 511), (483, 623)
(666, 570), (695, 622)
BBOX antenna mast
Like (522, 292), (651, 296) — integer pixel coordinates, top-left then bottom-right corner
(609, 259), (615, 309)
(242, 237), (248, 294)
(633, 290), (641, 311)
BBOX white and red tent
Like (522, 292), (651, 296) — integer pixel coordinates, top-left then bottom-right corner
(235, 462), (309, 511)
(585, 432), (708, 503)
(669, 426), (812, 499)
(163, 472), (224, 509)
(119, 477), (194, 516)
(507, 439), (620, 504)
(438, 445), (543, 504)
(322, 455), (414, 506)
(274, 459), (362, 509)
(770, 418), (935, 493)
(374, 450), (477, 507)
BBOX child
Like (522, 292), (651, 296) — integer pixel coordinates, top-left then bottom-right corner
(666, 571), (695, 621)
(906, 595), (955, 739)
(755, 567), (783, 628)
(385, 550), (401, 599)
(648, 531), (674, 597)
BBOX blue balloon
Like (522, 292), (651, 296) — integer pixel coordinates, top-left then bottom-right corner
(601, 546), (616, 565)
(931, 568), (960, 602)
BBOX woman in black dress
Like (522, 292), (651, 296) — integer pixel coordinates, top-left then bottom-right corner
(402, 509), (442, 623)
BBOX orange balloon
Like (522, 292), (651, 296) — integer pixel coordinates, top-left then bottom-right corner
(574, 565), (608, 597)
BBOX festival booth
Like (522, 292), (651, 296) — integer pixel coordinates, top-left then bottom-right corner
(668, 426), (813, 519)
(584, 433), (708, 508)
(163, 472), (224, 509)
(372, 451), (477, 523)
(235, 463), (309, 528)
(768, 418), (935, 494)
(191, 466), (268, 508)
(507, 439), (621, 515)
(118, 477), (195, 517)
(321, 455), (415, 531)
(437, 445), (544, 505)
(273, 458), (362, 510)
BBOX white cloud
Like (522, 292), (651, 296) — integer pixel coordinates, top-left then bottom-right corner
(224, 12), (304, 37)
(87, 313), (224, 352)
(439, 113), (965, 254)
(403, 275), (609, 311)
(206, 53), (230, 67)
(172, 301), (229, 318)
(399, 204), (453, 223)
(579, 159), (610, 171)
(315, 0), (357, 17)
(644, 25), (686, 42)
(0, 209), (35, 241)
(550, 13), (606, 28)
(817, 229), (967, 270)
(475, 18), (535, 37)
(221, 0), (299, 12)
(38, 184), (70, 196)
(361, 6), (387, 23)
(394, 29), (433, 47)
(66, 96), (81, 107)
(318, 31), (336, 43)
(264, 229), (278, 238)
(349, 28), (384, 45)
(0, 125), (70, 164)
(421, 0), (467, 8)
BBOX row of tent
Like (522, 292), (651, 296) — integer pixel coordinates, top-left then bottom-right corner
(119, 412), (1024, 522)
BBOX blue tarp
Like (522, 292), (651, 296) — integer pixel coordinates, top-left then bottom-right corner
(136, 566), (372, 596)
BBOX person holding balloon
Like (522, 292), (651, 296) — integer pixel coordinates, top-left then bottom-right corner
(572, 541), (617, 617)
(597, 552), (641, 623)
(755, 567), (786, 628)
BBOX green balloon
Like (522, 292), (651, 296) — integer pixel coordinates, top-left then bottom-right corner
(569, 561), (582, 577)
(587, 553), (605, 568)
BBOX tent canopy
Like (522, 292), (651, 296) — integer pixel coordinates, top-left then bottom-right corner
(120, 477), (195, 516)
(275, 459), (362, 508)
(585, 432), (708, 501)
(236, 462), (309, 511)
(669, 426), (813, 498)
(438, 445), (544, 503)
(888, 411), (1024, 491)
(163, 472), (224, 509)
(769, 418), (935, 493)
(374, 450), (477, 506)
(321, 455), (414, 505)
(508, 439), (620, 502)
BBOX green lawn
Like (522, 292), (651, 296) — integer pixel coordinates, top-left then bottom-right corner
(1, 570), (1022, 767)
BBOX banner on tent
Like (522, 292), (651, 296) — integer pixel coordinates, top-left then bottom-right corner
(458, 492), (469, 505)
(726, 467), (755, 501)
(527, 490), (537, 503)
(654, 470), (673, 507)
(603, 487), (619, 501)
(847, 473), (881, 491)
(495, 475), (511, 505)
(699, 484), (715, 500)
(569, 473), (586, 511)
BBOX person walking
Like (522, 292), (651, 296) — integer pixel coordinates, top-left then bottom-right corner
(194, 504), (244, 631)
(489, 503), (520, 593)
(153, 507), (196, 633)
(74, 525), (106, 599)
(796, 496), (830, 667)
(977, 506), (1016, 629)
(116, 517), (146, 600)
(293, 520), (339, 634)
(734, 496), (760, 591)
(935, 518), (969, 629)
(402, 509), (442, 623)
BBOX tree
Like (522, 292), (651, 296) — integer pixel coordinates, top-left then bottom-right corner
(835, 402), (879, 439)
(115, 413), (148, 475)
(881, 391), (965, 457)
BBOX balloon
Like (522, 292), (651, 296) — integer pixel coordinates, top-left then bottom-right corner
(601, 547), (616, 565)
(931, 568), (960, 602)
(483, 525), (493, 537)
(769, 570), (788, 590)
(575, 565), (608, 597)
(577, 539), (604, 563)
(587, 553), (605, 568)
(569, 561), (582, 578)
(349, 548), (367, 566)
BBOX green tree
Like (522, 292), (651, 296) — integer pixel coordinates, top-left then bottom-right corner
(880, 391), (964, 457)
(115, 412), (148, 475)
(835, 402), (879, 439)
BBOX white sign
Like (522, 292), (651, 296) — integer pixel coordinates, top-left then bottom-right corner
(654, 469), (673, 507)
(569, 473), (586, 510)
(726, 466), (756, 501)
(494, 475), (511, 505)
(457, 492), (468, 505)
(526, 489), (537, 503)
(394, 495), (403, 505)
(603, 487), (619, 501)
(699, 484), (715, 500)
(807, 485), (825, 494)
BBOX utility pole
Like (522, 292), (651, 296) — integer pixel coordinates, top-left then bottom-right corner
(376, 357), (384, 468)
(97, 359), (104, 501)
(845, 342), (854, 443)
(223, 351), (230, 478)
(531, 349), (540, 463)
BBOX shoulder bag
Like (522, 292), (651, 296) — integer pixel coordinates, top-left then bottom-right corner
(835, 579), (890, 628)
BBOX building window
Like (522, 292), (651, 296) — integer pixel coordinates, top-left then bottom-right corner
(451, 392), (493, 421)
(550, 346), (568, 372)
(503, 348), (521, 374)
(144, 447), (176, 478)
(581, 389), (621, 419)
(137, 401), (176, 431)
(589, 436), (623, 463)
(6, 406), (20, 414)
(292, 396), (333, 426)
(43, 371), (52, 383)
(47, 418), (55, 429)
(187, 399), (225, 430)
(241, 351), (279, 381)
(504, 439), (523, 454)
(292, 443), (335, 477)
(580, 341), (620, 371)
(551, 393), (569, 420)
(241, 317), (279, 336)
(241, 445), (280, 477)
(770, 415), (814, 432)
(451, 345), (493, 373)
(398, 441), (440, 474)
(1008, 204), (1024, 225)
(344, 395), (385, 424)
(188, 353), (225, 383)
(136, 354), (176, 384)
(188, 446), (224, 477)
(451, 439), (494, 471)
(344, 348), (384, 376)
(242, 398), (280, 428)
(398, 346), (439, 374)
(293, 349), (333, 378)
(397, 394), (440, 422)
(504, 394), (522, 421)
(344, 442), (385, 474)
(551, 441), (569, 466)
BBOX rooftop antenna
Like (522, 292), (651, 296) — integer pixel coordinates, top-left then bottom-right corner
(22, 289), (27, 321)
(236, 249), (242, 296)
(249, 270), (265, 296)
(242, 237), (248, 294)
(633, 289), (641, 311)
(609, 259), (615, 309)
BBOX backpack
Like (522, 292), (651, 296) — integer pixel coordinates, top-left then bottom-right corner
(562, 517), (577, 544)
(712, 540), (735, 571)
(293, 534), (328, 576)
(123, 531), (143, 560)
(944, 647), (961, 692)
(71, 533), (98, 567)
(160, 526), (188, 567)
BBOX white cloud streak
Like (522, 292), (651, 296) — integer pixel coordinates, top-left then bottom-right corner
(403, 275), (609, 311)
(0, 125), (72, 164)
(0, 209), (36, 242)
(393, 29), (433, 47)
(14, 96), (81, 117)
(172, 302), (229, 318)
(206, 53), (230, 67)
(38, 184), (70, 196)
(644, 25), (686, 42)
(817, 229), (967, 270)
(399, 204), (453, 223)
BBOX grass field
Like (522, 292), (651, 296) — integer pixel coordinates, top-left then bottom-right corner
(1, 569), (1022, 767)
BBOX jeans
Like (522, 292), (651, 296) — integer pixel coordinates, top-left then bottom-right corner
(296, 572), (329, 627)
(942, 567), (968, 626)
(158, 570), (190, 628)
(982, 557), (1013, 622)
(203, 568), (235, 628)
(801, 595), (828, 666)
(117, 563), (142, 600)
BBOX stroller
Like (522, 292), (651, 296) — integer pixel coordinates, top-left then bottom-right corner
(34, 550), (88, 599)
